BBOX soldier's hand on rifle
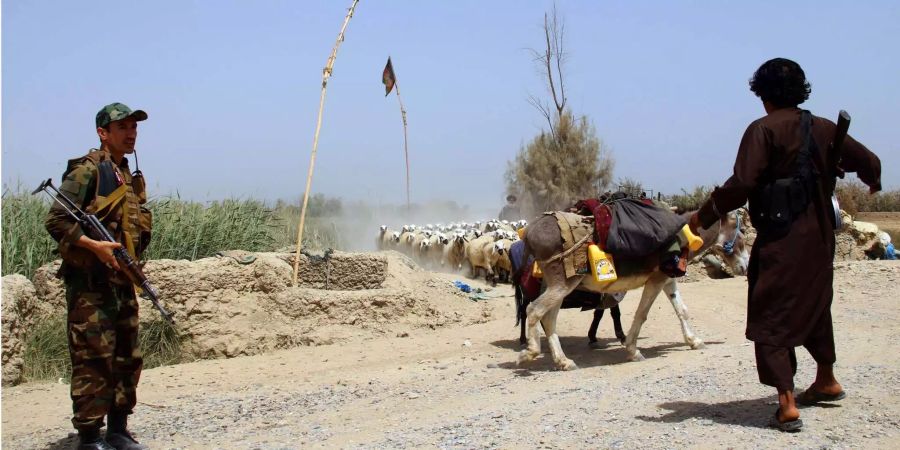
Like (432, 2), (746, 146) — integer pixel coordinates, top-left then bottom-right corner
(77, 237), (122, 271)
(94, 241), (123, 271)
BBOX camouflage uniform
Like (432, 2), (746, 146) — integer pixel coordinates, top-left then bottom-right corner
(45, 103), (150, 434)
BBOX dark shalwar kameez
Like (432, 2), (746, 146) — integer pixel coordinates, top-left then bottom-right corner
(698, 107), (882, 391)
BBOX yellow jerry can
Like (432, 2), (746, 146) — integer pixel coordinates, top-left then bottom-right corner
(679, 225), (704, 252)
(532, 261), (543, 278)
(588, 244), (617, 283)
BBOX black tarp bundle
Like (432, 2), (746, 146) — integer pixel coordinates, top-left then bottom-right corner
(606, 199), (686, 258)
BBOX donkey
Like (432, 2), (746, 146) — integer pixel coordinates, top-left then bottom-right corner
(517, 210), (748, 370)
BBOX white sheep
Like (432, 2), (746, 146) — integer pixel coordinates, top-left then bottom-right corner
(466, 229), (483, 241)
(378, 225), (398, 250)
(399, 230), (418, 256)
(465, 234), (495, 280)
(411, 231), (430, 262)
(424, 234), (446, 269)
(443, 233), (468, 272)
(376, 225), (388, 250)
(388, 231), (402, 250)
(487, 238), (514, 283)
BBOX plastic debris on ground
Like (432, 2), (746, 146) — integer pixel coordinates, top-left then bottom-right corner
(453, 280), (472, 293)
(451, 280), (503, 301)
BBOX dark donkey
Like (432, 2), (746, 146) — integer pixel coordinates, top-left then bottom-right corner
(514, 268), (626, 347)
(513, 209), (747, 369)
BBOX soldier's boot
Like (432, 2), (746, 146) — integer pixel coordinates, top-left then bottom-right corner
(105, 412), (149, 450)
(77, 428), (116, 450)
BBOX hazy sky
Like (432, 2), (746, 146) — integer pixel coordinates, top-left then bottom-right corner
(3, 1), (897, 211)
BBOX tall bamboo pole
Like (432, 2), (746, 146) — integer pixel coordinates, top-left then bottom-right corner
(394, 81), (410, 213)
(293, 0), (360, 286)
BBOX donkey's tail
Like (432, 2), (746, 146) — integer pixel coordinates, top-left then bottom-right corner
(512, 229), (533, 327)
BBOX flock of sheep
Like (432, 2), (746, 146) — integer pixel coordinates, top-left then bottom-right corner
(376, 219), (528, 284)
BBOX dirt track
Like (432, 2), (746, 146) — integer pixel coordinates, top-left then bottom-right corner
(855, 211), (900, 227)
(856, 212), (900, 242)
(3, 261), (899, 449)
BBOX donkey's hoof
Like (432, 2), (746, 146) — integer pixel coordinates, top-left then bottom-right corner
(517, 350), (538, 366)
(627, 351), (646, 362)
(690, 340), (707, 350)
(557, 359), (579, 371)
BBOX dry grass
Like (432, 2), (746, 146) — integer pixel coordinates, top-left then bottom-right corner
(835, 179), (900, 215)
(1, 186), (58, 279)
(1, 187), (341, 279)
(663, 185), (714, 213)
(22, 314), (187, 383)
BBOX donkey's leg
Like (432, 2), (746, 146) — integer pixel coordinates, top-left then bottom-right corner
(518, 270), (581, 366)
(516, 287), (528, 346)
(519, 317), (527, 345)
(610, 305), (626, 344)
(623, 275), (666, 362)
(542, 306), (577, 370)
(588, 308), (604, 348)
(662, 278), (706, 349)
(518, 290), (560, 365)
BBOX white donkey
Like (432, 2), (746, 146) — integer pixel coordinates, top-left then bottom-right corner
(518, 210), (748, 370)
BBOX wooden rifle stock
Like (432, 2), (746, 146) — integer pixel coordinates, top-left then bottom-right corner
(830, 110), (851, 184)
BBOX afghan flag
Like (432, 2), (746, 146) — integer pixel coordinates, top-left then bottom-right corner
(382, 57), (396, 96)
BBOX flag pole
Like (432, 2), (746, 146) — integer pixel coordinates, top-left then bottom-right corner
(394, 80), (410, 213)
(293, 0), (360, 286)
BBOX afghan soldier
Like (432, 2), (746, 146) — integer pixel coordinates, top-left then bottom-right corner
(45, 103), (153, 450)
(689, 59), (882, 432)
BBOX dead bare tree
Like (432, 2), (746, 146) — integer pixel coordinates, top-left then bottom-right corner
(508, 4), (614, 217)
(527, 4), (568, 138)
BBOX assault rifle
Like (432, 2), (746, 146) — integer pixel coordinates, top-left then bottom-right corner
(828, 110), (851, 229)
(33, 179), (175, 324)
(829, 110), (851, 189)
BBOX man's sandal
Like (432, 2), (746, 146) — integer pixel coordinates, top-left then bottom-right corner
(797, 389), (846, 406)
(769, 408), (803, 432)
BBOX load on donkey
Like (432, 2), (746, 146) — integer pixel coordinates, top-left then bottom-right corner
(511, 194), (748, 370)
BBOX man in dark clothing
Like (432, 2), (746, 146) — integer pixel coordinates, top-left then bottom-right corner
(499, 194), (521, 221)
(689, 58), (881, 431)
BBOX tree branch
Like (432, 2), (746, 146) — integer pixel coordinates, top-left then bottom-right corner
(527, 94), (555, 138)
(553, 6), (567, 114)
(543, 12), (562, 117)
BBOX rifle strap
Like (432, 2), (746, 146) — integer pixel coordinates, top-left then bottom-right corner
(92, 185), (127, 221)
(92, 176), (139, 261)
(800, 111), (831, 244)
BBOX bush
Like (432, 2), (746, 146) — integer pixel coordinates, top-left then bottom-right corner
(665, 185), (714, 213)
(271, 200), (345, 250)
(1, 186), (57, 279)
(1, 189), (343, 279)
(659, 180), (899, 215)
(21, 315), (186, 383)
(143, 196), (280, 261)
(21, 314), (70, 382)
(835, 179), (900, 215)
(615, 177), (645, 199)
(506, 111), (614, 216)
(139, 318), (188, 369)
